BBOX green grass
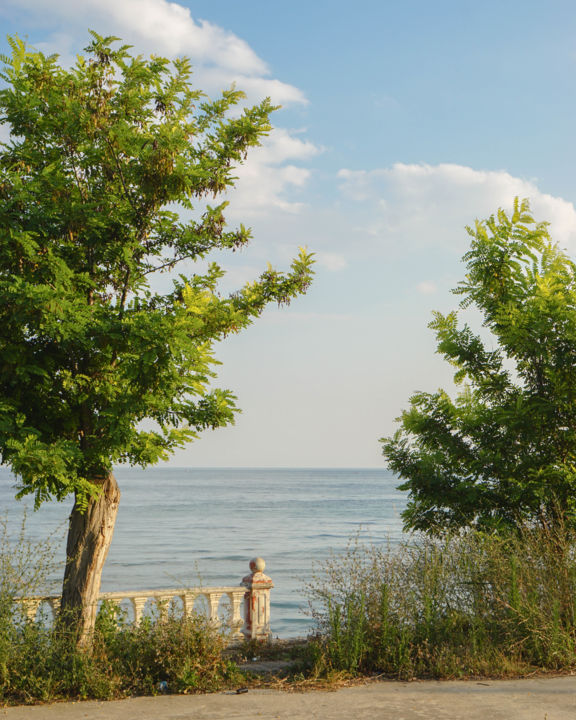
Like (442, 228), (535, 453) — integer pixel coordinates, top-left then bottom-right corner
(305, 524), (576, 679)
(1, 607), (242, 704)
(0, 515), (244, 705)
(5, 513), (576, 704)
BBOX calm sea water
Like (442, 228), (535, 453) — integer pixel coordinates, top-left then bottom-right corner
(0, 467), (407, 637)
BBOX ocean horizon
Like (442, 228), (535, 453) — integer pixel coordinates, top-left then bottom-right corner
(1, 467), (407, 637)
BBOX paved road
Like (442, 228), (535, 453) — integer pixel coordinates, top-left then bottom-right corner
(2, 676), (575, 719)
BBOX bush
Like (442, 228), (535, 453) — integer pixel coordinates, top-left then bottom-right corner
(0, 513), (60, 699)
(0, 611), (238, 704)
(93, 607), (239, 696)
(0, 516), (240, 704)
(306, 525), (576, 679)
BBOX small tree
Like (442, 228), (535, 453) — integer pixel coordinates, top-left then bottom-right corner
(0, 33), (313, 641)
(382, 199), (576, 534)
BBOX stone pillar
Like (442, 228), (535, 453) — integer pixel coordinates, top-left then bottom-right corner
(20, 598), (41, 621)
(242, 557), (274, 641)
(131, 596), (147, 624)
(228, 590), (246, 643)
(207, 591), (223, 627)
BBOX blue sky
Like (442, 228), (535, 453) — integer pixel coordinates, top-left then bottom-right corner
(2, 0), (576, 466)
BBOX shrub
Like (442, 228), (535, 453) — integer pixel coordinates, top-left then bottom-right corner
(0, 513), (60, 699)
(306, 525), (576, 679)
(94, 609), (238, 696)
(0, 517), (240, 704)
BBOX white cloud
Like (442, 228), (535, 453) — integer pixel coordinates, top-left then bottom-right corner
(315, 252), (347, 271)
(246, 128), (320, 166)
(337, 163), (576, 252)
(11, 0), (264, 72)
(226, 128), (322, 216)
(97, 1), (265, 74)
(3, 0), (316, 218)
(417, 281), (437, 295)
(198, 68), (307, 106)
(5, 0), (306, 106)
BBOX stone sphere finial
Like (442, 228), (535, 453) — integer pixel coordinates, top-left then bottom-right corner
(249, 557), (266, 573)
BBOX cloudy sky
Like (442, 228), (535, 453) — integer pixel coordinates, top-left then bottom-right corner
(2, 0), (576, 467)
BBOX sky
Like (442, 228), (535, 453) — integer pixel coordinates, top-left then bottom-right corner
(2, 0), (576, 467)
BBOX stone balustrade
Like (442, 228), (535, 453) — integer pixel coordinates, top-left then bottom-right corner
(19, 557), (273, 643)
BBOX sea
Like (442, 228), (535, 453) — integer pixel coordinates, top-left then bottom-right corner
(0, 467), (407, 637)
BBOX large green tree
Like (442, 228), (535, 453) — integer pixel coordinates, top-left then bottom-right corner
(382, 199), (576, 535)
(0, 33), (313, 640)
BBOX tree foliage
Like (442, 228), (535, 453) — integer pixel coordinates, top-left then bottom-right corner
(382, 199), (576, 533)
(0, 33), (314, 507)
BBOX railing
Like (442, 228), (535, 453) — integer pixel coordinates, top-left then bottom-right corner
(19, 557), (274, 643)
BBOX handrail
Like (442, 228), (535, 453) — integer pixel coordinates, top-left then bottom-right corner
(17, 557), (274, 643)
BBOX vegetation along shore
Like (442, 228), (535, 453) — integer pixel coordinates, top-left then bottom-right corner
(2, 30), (576, 709)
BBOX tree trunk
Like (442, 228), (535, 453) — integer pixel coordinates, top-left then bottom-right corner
(60, 472), (120, 645)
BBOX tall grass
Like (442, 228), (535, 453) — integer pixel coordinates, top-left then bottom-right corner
(0, 516), (240, 705)
(306, 524), (576, 679)
(1, 607), (238, 704)
(0, 513), (60, 699)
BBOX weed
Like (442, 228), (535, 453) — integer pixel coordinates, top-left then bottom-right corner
(0, 517), (242, 705)
(305, 525), (576, 679)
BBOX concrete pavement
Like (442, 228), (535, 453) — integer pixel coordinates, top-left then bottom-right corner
(2, 675), (576, 720)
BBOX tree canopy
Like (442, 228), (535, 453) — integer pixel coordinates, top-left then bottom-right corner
(0, 33), (313, 508)
(382, 199), (576, 534)
(0, 32), (315, 639)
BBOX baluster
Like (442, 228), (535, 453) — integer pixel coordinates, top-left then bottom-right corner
(155, 595), (172, 620)
(177, 593), (186, 619)
(227, 590), (245, 642)
(17, 557), (274, 643)
(20, 598), (41, 621)
(131, 596), (148, 624)
(183, 592), (198, 617)
(206, 592), (223, 627)
(48, 597), (61, 618)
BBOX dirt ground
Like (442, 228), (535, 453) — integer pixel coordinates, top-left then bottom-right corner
(2, 675), (576, 720)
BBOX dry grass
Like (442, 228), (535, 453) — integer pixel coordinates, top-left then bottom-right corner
(305, 524), (576, 679)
